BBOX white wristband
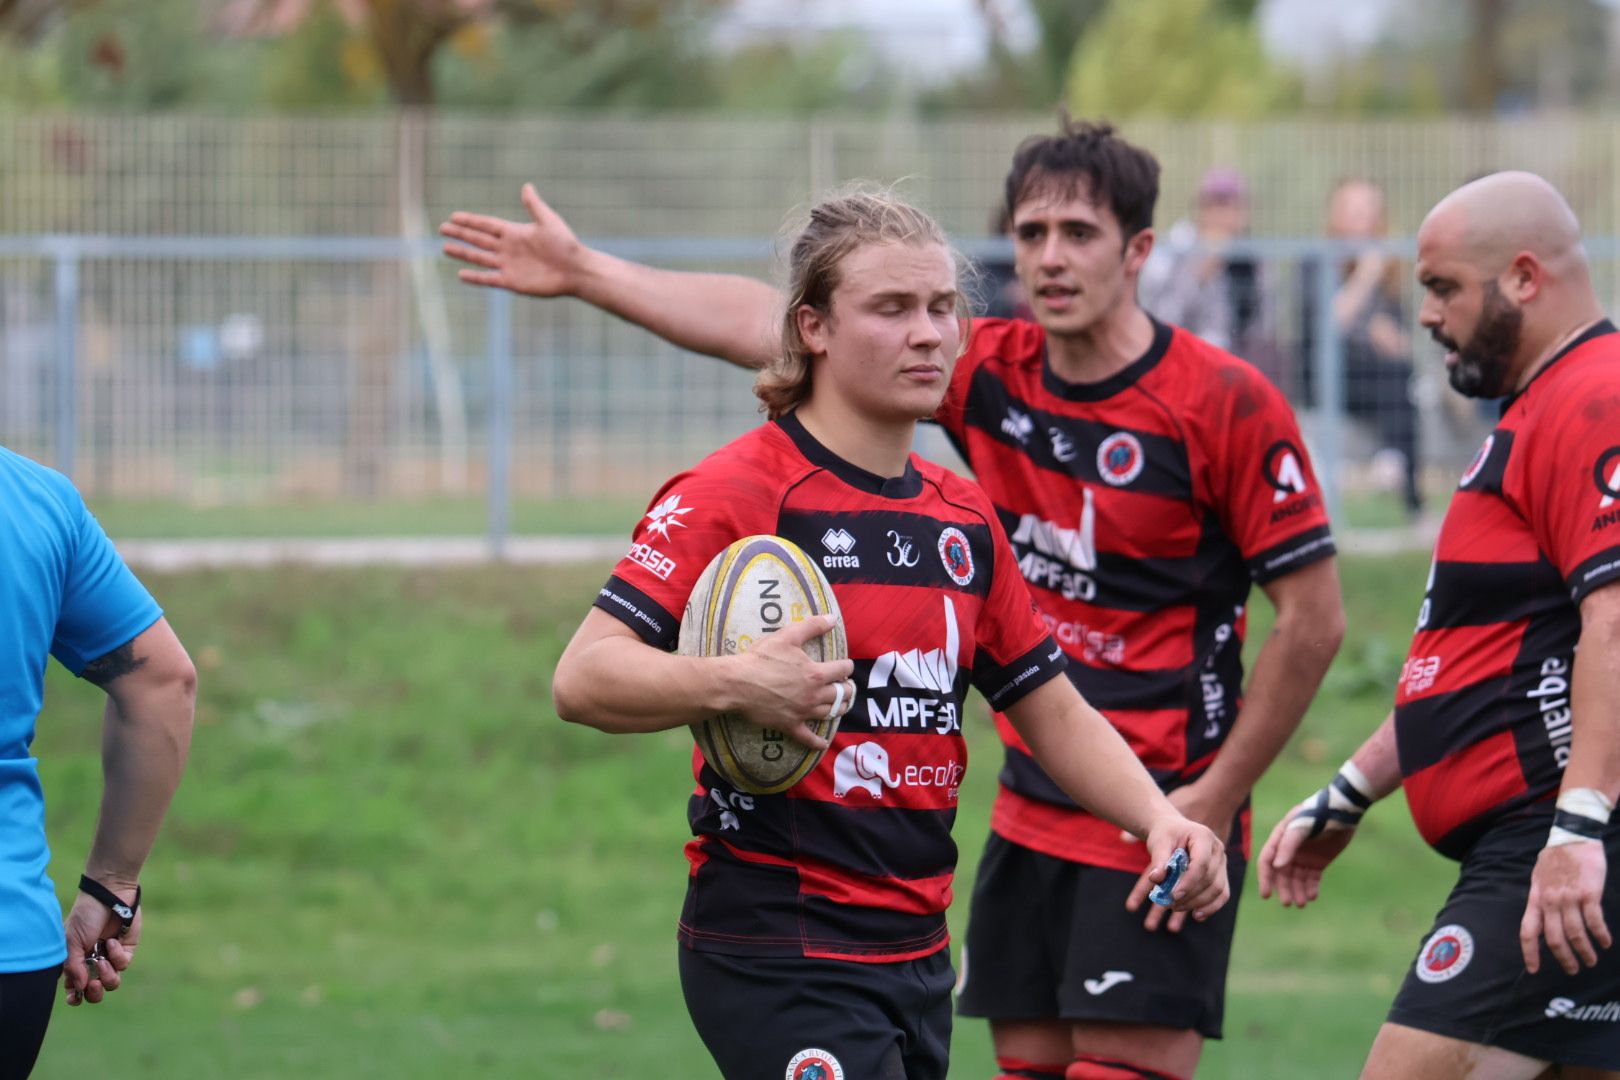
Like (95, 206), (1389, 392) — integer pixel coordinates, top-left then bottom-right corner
(1558, 787), (1615, 823)
(1338, 760), (1375, 804)
(1285, 760), (1374, 837)
(1546, 788), (1614, 848)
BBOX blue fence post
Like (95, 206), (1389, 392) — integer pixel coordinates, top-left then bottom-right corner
(1311, 244), (1345, 525)
(486, 288), (513, 559)
(52, 241), (81, 480)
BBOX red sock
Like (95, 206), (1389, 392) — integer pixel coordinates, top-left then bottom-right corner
(994, 1055), (1068, 1079)
(1066, 1054), (1187, 1080)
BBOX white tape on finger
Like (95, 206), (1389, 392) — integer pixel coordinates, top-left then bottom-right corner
(827, 679), (846, 722)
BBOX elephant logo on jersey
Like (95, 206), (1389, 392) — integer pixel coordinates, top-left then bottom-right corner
(938, 527), (975, 586)
(833, 742), (901, 799)
(1263, 441), (1310, 504)
(786, 1050), (845, 1080)
(1415, 924), (1475, 983)
(644, 494), (694, 540)
(1595, 446), (1620, 509)
(1097, 432), (1145, 487)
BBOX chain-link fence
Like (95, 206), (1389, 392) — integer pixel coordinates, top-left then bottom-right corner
(4, 113), (1619, 546)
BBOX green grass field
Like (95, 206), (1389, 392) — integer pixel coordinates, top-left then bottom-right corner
(29, 552), (1448, 1078)
(86, 496), (649, 540)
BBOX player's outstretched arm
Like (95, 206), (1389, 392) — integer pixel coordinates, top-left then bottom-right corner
(1257, 710), (1401, 910)
(64, 617), (197, 1006)
(1520, 582), (1620, 976)
(441, 183), (782, 369)
(553, 608), (854, 750)
(1003, 678), (1229, 921)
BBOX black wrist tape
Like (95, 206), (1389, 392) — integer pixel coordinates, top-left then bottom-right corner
(79, 875), (140, 936)
(1552, 808), (1607, 842)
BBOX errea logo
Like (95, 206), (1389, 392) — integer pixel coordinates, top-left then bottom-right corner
(1001, 407), (1035, 444)
(820, 528), (860, 569)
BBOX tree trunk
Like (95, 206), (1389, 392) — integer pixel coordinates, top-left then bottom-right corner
(1466, 0), (1506, 113)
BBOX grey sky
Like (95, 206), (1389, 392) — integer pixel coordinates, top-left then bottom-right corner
(710, 0), (1407, 85)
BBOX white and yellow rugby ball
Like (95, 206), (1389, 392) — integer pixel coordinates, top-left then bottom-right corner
(679, 535), (847, 794)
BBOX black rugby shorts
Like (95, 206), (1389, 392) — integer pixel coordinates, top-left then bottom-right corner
(0, 965), (60, 1080)
(956, 831), (1245, 1038)
(678, 945), (953, 1080)
(1388, 810), (1620, 1069)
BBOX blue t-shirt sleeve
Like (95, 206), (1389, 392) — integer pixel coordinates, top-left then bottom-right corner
(49, 490), (163, 676)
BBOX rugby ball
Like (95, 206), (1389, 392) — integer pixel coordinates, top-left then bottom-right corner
(679, 535), (847, 794)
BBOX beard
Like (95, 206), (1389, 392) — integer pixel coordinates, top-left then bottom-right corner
(1440, 281), (1522, 398)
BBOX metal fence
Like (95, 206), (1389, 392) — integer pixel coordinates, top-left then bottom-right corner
(4, 113), (1620, 547)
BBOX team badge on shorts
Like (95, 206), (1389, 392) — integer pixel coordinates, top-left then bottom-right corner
(1415, 923), (1475, 984)
(1096, 432), (1145, 487)
(785, 1048), (845, 1080)
(938, 527), (975, 586)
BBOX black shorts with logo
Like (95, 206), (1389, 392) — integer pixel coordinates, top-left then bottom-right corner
(678, 945), (954, 1080)
(1387, 810), (1620, 1069)
(955, 831), (1245, 1038)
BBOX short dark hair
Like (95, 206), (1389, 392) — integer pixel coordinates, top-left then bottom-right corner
(1003, 117), (1161, 239)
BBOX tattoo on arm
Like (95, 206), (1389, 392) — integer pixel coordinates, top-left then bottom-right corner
(81, 641), (147, 687)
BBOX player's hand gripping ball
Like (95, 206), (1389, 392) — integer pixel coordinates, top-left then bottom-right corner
(680, 535), (847, 794)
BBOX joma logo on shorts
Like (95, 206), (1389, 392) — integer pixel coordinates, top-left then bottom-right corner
(1546, 997), (1620, 1021)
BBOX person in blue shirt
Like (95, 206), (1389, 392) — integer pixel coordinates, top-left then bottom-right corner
(0, 445), (196, 1079)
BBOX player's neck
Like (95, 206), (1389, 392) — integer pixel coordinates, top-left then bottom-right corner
(1512, 302), (1608, 392)
(1043, 303), (1156, 385)
(794, 402), (915, 480)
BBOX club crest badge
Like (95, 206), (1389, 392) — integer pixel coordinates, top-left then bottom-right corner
(786, 1048), (845, 1080)
(1460, 434), (1495, 488)
(1415, 923), (1475, 984)
(1097, 432), (1145, 487)
(938, 527), (975, 587)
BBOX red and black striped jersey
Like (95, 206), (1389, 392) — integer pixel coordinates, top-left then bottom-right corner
(594, 411), (1066, 962)
(1396, 320), (1620, 860)
(935, 317), (1335, 872)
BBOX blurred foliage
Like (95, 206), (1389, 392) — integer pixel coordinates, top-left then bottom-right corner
(1324, 0), (1616, 114)
(0, 0), (86, 41)
(0, 0), (895, 112)
(431, 9), (887, 111)
(1065, 0), (1302, 119)
(0, 0), (273, 108)
(923, 0), (1106, 113)
(0, 0), (1617, 116)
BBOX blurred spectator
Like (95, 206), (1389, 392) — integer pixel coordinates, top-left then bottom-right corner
(1139, 167), (1283, 385)
(1301, 178), (1424, 518)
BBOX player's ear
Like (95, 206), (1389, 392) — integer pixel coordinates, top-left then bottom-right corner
(1504, 251), (1541, 304)
(1124, 226), (1154, 276)
(797, 304), (830, 358)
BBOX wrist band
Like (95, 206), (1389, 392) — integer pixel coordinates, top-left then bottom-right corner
(78, 875), (140, 937)
(1558, 787), (1615, 823)
(1288, 760), (1375, 838)
(1546, 789), (1615, 849)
